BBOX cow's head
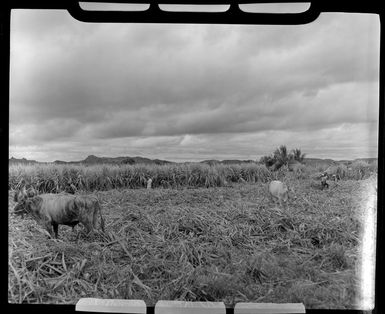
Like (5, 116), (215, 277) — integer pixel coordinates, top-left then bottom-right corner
(13, 186), (37, 216)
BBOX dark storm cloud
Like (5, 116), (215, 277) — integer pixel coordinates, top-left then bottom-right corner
(9, 10), (379, 161)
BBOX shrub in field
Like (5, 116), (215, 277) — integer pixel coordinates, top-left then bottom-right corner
(334, 164), (348, 180)
(309, 161), (376, 181)
(323, 164), (348, 180)
(347, 161), (377, 180)
(241, 163), (271, 183)
(284, 164), (311, 180)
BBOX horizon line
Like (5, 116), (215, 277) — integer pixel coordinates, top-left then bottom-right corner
(9, 154), (378, 164)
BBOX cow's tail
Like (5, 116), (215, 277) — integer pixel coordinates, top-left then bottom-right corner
(97, 202), (105, 233)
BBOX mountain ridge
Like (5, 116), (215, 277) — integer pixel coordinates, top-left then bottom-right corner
(9, 155), (378, 166)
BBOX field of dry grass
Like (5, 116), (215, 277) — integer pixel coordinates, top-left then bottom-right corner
(8, 160), (377, 193)
(8, 173), (377, 309)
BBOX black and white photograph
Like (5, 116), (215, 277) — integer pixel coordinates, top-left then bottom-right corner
(8, 3), (379, 310)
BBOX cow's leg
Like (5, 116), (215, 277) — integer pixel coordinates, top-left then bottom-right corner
(93, 209), (98, 230)
(81, 217), (93, 236)
(84, 224), (94, 236)
(280, 196), (287, 209)
(52, 223), (59, 239)
(81, 212), (94, 236)
(42, 221), (54, 238)
(87, 222), (94, 235)
(73, 226), (80, 241)
(93, 210), (102, 235)
(71, 225), (81, 241)
(39, 215), (54, 238)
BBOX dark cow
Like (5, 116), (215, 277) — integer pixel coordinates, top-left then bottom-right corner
(14, 189), (105, 239)
(320, 173), (329, 189)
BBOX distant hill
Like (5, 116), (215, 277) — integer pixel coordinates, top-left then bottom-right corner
(222, 159), (255, 165)
(303, 158), (339, 167)
(9, 157), (39, 164)
(304, 157), (377, 167)
(53, 160), (68, 165)
(10, 155), (377, 167)
(201, 159), (255, 166)
(354, 158), (377, 164)
(54, 155), (173, 165)
(200, 160), (221, 166)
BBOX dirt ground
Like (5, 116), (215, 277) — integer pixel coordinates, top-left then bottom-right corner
(8, 177), (377, 309)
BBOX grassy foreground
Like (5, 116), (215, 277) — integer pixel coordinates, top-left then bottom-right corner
(8, 176), (377, 309)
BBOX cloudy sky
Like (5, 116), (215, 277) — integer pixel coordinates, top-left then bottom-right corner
(9, 8), (380, 162)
